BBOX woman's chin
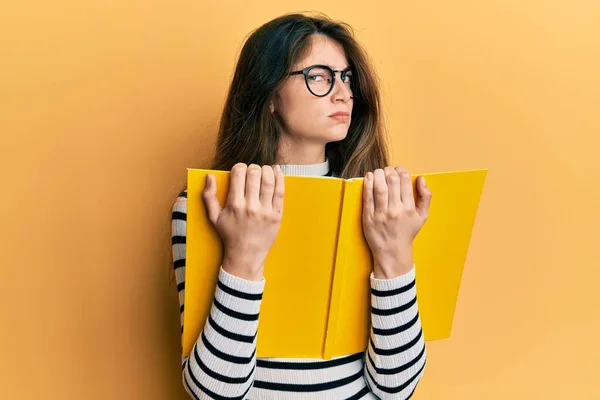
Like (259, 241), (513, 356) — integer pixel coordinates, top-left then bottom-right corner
(324, 127), (350, 142)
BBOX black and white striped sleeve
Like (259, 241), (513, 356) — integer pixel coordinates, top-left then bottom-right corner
(183, 268), (264, 400)
(172, 193), (265, 400)
(363, 266), (427, 399)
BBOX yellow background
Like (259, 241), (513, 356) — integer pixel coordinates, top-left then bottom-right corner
(1, 0), (598, 399)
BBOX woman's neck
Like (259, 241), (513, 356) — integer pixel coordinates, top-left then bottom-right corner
(276, 136), (327, 166)
(275, 136), (330, 176)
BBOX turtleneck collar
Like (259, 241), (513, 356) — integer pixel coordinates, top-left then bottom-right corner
(278, 158), (330, 177)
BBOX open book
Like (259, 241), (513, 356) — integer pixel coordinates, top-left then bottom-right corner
(182, 168), (487, 359)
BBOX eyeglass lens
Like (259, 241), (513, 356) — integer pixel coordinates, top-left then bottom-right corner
(305, 67), (334, 96)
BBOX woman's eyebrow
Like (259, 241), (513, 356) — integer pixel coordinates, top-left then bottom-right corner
(306, 62), (351, 70)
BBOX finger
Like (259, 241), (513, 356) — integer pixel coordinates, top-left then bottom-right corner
(384, 166), (401, 210)
(373, 169), (388, 212)
(362, 172), (374, 217)
(245, 164), (262, 206)
(228, 163), (247, 208)
(272, 165), (285, 214)
(396, 166), (415, 210)
(416, 176), (432, 219)
(202, 174), (222, 226)
(259, 165), (275, 208)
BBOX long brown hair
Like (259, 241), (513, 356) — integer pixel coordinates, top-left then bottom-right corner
(211, 12), (389, 179)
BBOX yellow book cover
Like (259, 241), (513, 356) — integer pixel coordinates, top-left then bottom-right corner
(182, 168), (487, 359)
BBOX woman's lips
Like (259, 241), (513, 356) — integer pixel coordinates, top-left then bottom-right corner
(329, 112), (350, 122)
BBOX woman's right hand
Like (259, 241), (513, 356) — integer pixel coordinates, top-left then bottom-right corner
(202, 163), (285, 281)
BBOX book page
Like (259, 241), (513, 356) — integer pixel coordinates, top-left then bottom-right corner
(326, 169), (488, 358)
(258, 175), (345, 357)
(411, 169), (488, 340)
(183, 171), (345, 358)
(325, 178), (372, 358)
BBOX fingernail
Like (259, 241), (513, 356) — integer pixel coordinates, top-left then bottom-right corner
(421, 176), (426, 186)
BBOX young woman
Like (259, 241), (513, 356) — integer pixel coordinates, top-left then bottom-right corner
(172, 12), (432, 399)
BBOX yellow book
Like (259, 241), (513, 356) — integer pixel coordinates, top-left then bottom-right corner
(182, 168), (488, 359)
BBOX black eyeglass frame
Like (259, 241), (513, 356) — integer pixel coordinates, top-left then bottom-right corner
(288, 64), (353, 97)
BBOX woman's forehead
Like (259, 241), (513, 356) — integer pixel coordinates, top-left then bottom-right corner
(294, 35), (350, 70)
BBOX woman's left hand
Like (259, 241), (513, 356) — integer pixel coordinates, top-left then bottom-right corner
(362, 166), (432, 279)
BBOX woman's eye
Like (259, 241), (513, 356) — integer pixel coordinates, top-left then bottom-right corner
(308, 74), (325, 82)
(343, 74), (353, 83)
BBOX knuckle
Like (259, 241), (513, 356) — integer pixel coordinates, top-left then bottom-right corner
(230, 199), (244, 209)
(228, 203), (243, 214)
(378, 216), (389, 225)
(248, 182), (261, 193)
(384, 166), (396, 175)
(261, 174), (275, 187)
(374, 186), (387, 195)
(262, 181), (275, 190)
(387, 209), (400, 219)
(387, 172), (400, 183)
(246, 205), (260, 217)
(268, 212), (282, 223)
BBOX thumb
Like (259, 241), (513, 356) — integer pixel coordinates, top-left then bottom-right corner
(415, 176), (432, 220)
(202, 174), (222, 226)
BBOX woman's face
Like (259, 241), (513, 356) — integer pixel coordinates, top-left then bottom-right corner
(272, 34), (354, 148)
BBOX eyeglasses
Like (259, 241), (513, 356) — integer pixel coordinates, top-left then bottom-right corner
(288, 65), (353, 97)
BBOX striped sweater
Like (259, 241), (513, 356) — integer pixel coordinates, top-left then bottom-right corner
(171, 161), (427, 399)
